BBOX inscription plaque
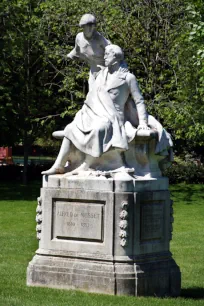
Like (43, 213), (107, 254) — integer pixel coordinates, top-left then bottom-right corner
(140, 203), (163, 241)
(52, 200), (103, 241)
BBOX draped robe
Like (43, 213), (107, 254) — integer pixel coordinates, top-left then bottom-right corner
(64, 67), (172, 158)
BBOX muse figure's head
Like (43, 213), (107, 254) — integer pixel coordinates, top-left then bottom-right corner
(79, 14), (96, 39)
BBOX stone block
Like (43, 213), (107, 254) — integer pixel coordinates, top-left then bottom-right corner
(27, 175), (181, 297)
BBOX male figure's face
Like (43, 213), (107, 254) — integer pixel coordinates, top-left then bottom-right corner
(82, 23), (96, 39)
(104, 49), (117, 67)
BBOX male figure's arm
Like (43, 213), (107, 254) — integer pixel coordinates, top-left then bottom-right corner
(128, 74), (149, 129)
(67, 33), (81, 59)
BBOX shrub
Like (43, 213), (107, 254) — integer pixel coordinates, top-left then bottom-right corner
(164, 156), (204, 184)
(0, 164), (53, 182)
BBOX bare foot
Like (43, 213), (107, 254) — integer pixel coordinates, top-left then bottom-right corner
(63, 162), (91, 177)
(42, 166), (65, 175)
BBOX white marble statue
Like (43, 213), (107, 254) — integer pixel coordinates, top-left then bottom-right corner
(42, 44), (172, 176)
(67, 13), (110, 90)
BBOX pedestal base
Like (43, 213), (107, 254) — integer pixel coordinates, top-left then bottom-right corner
(27, 175), (181, 297)
(27, 253), (180, 297)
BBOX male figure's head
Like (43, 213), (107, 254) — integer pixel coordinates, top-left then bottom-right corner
(79, 14), (96, 39)
(104, 45), (124, 67)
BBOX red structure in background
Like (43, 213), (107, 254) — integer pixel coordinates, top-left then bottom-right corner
(0, 147), (13, 165)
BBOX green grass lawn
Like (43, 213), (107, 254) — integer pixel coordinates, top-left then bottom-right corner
(0, 182), (203, 306)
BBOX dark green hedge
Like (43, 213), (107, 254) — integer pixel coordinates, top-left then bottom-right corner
(164, 159), (204, 184)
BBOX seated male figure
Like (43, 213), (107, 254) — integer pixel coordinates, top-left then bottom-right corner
(42, 45), (170, 176)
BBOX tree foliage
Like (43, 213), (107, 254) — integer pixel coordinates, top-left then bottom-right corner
(0, 0), (203, 154)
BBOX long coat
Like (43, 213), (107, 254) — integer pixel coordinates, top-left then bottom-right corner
(64, 67), (172, 158)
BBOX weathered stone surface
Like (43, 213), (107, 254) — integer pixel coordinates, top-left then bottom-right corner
(27, 255), (116, 294)
(53, 200), (103, 241)
(140, 203), (163, 241)
(60, 175), (114, 191)
(39, 187), (113, 256)
(27, 176), (181, 297)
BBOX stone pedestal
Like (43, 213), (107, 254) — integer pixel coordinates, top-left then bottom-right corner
(27, 174), (181, 297)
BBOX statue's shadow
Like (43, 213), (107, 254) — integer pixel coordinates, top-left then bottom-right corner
(181, 287), (204, 299)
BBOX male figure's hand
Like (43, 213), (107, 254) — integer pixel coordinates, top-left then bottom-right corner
(137, 123), (150, 130)
(67, 53), (73, 59)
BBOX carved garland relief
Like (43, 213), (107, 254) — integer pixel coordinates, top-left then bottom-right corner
(36, 196), (42, 240)
(119, 201), (129, 247)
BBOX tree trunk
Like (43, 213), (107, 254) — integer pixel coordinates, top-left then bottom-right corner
(23, 19), (31, 185)
(23, 130), (29, 185)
